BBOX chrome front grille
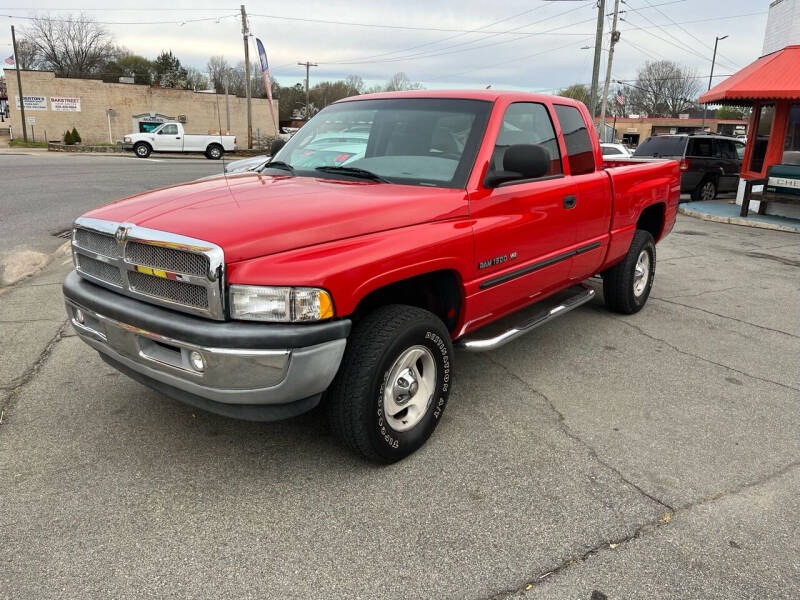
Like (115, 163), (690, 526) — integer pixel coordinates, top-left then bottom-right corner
(71, 217), (225, 320)
(125, 241), (209, 277)
(75, 254), (123, 286)
(75, 229), (118, 257)
(128, 271), (209, 308)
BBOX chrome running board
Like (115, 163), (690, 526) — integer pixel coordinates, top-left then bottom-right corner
(455, 284), (595, 352)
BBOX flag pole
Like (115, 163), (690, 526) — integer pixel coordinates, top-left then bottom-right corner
(255, 38), (279, 139)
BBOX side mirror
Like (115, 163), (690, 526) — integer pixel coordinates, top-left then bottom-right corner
(270, 139), (286, 156)
(484, 144), (551, 188)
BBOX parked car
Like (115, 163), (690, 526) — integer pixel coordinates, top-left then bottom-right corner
(224, 155), (269, 173)
(633, 133), (745, 201)
(600, 143), (632, 158)
(63, 90), (679, 463)
(122, 122), (237, 159)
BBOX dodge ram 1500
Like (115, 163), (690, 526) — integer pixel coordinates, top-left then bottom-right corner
(64, 90), (679, 462)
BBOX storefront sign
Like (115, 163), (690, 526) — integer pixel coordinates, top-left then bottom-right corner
(50, 97), (81, 112)
(15, 95), (47, 111)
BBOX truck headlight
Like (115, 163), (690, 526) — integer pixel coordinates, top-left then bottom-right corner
(229, 285), (334, 322)
(123, 136), (131, 143)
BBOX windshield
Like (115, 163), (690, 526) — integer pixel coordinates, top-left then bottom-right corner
(633, 136), (687, 158)
(269, 98), (492, 188)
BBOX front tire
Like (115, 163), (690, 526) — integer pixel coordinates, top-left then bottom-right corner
(133, 142), (151, 158)
(326, 305), (454, 463)
(602, 229), (656, 314)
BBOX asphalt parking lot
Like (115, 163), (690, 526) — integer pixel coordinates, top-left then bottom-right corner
(1, 154), (799, 599)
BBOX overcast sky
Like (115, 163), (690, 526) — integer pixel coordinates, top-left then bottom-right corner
(0, 0), (771, 92)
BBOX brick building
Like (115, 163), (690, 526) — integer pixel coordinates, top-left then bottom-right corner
(4, 69), (278, 145)
(600, 116), (749, 148)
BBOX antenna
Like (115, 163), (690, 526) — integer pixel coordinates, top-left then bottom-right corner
(213, 84), (228, 181)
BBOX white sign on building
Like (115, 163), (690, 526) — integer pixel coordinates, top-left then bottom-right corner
(15, 95), (47, 111)
(50, 97), (81, 112)
(763, 0), (800, 55)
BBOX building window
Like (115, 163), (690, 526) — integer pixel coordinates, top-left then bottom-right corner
(749, 104), (774, 173)
(554, 104), (595, 175)
(785, 103), (800, 154)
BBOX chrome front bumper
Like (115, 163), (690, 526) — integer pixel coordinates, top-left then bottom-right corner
(63, 271), (350, 421)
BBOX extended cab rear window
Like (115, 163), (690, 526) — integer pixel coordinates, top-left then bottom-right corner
(633, 136), (687, 158)
(554, 104), (595, 175)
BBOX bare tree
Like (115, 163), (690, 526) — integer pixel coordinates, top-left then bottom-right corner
(184, 67), (209, 91)
(628, 60), (700, 117)
(14, 39), (40, 69)
(383, 72), (423, 92)
(23, 14), (117, 77)
(207, 55), (232, 93)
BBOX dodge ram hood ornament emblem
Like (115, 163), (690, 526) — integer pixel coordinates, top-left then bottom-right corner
(115, 226), (130, 244)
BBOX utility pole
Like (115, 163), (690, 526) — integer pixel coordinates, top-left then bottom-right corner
(297, 61), (318, 120)
(589, 0), (606, 124)
(241, 5), (252, 148)
(599, 0), (621, 141)
(702, 35), (728, 131)
(10, 25), (28, 142)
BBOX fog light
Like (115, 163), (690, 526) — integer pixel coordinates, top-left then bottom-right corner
(189, 350), (205, 372)
(74, 308), (85, 324)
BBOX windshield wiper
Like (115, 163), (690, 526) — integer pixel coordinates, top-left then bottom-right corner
(262, 160), (294, 172)
(315, 166), (390, 183)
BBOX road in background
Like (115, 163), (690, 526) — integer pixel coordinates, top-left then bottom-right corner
(0, 153), (223, 282)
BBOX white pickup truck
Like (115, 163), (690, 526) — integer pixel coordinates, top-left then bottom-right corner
(122, 122), (237, 159)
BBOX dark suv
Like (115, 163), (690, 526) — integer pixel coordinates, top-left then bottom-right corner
(633, 134), (745, 201)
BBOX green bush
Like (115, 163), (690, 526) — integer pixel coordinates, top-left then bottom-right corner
(71, 127), (81, 144)
(64, 130), (74, 145)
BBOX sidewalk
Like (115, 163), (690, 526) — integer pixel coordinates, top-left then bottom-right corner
(679, 199), (800, 233)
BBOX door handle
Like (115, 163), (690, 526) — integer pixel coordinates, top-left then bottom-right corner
(563, 195), (577, 209)
(176, 136), (181, 139)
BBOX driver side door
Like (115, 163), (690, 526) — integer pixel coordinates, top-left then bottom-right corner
(155, 124), (183, 152)
(469, 101), (578, 317)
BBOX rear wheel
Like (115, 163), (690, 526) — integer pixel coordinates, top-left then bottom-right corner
(133, 142), (151, 158)
(326, 304), (453, 463)
(692, 177), (716, 202)
(206, 144), (223, 160)
(602, 229), (656, 314)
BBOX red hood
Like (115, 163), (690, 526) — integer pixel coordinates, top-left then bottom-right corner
(83, 173), (469, 263)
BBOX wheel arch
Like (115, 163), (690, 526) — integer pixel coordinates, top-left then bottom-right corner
(637, 202), (666, 241)
(349, 269), (464, 334)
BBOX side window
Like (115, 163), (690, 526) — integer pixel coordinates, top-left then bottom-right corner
(554, 104), (595, 175)
(716, 140), (736, 159)
(603, 146), (622, 155)
(688, 138), (713, 158)
(735, 141), (746, 160)
(160, 124), (178, 135)
(493, 102), (562, 177)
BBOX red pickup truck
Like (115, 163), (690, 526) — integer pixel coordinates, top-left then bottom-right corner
(63, 90), (679, 462)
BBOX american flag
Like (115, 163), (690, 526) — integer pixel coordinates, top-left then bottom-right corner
(615, 89), (625, 106)
(4, 55), (14, 66)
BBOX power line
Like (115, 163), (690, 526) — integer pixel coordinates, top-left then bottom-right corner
(0, 13), (239, 26)
(249, 3), (595, 35)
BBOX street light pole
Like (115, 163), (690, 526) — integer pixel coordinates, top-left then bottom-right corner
(702, 35), (728, 131)
(599, 0), (621, 142)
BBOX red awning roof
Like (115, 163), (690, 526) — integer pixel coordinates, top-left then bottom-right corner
(700, 45), (800, 105)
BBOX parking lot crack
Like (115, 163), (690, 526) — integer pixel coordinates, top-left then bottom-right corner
(0, 320), (68, 428)
(651, 297), (800, 340)
(658, 286), (738, 300)
(613, 317), (800, 393)
(486, 355), (674, 513)
(485, 460), (800, 599)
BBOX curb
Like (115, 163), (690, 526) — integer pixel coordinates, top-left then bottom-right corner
(678, 205), (800, 234)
